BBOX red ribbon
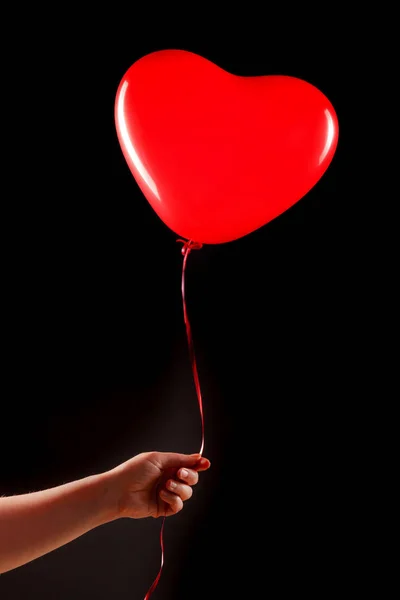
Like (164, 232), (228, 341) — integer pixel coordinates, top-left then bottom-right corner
(144, 239), (204, 599)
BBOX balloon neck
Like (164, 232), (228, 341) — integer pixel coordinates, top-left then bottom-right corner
(177, 239), (203, 255)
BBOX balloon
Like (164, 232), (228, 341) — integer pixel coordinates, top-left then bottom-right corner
(115, 50), (338, 245)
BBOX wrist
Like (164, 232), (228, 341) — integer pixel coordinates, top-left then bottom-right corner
(88, 469), (121, 526)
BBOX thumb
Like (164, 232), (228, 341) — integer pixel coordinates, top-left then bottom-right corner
(158, 452), (210, 471)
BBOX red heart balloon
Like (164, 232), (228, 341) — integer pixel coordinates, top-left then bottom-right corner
(115, 50), (338, 244)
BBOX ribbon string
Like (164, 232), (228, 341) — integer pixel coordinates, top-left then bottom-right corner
(178, 239), (205, 456)
(144, 238), (204, 599)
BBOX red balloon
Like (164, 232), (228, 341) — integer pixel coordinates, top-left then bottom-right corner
(115, 50), (339, 245)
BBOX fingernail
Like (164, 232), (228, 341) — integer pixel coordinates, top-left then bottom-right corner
(199, 458), (209, 466)
(180, 469), (189, 478)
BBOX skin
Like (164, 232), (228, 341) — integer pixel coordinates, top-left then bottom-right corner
(0, 451), (211, 574)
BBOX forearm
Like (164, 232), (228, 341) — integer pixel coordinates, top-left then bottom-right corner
(0, 471), (116, 574)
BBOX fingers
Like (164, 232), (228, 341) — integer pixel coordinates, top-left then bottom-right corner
(166, 479), (193, 501)
(156, 453), (211, 516)
(158, 462), (210, 514)
(193, 457), (211, 472)
(176, 467), (198, 486)
(155, 452), (211, 471)
(159, 489), (184, 514)
(159, 479), (193, 508)
(158, 480), (192, 514)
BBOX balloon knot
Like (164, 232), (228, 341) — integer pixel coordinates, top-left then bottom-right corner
(176, 239), (203, 255)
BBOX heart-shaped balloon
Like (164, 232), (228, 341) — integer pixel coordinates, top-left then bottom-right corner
(115, 50), (338, 244)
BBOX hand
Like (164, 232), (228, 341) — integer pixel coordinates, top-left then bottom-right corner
(107, 451), (211, 519)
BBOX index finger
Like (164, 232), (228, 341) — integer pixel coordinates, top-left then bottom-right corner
(194, 457), (211, 471)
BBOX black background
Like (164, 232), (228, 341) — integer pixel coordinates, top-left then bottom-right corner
(0, 13), (362, 600)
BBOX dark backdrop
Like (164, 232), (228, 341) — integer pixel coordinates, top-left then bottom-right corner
(0, 14), (359, 600)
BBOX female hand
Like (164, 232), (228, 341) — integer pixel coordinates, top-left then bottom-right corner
(108, 451), (211, 519)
